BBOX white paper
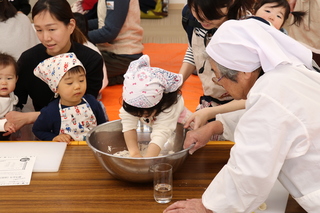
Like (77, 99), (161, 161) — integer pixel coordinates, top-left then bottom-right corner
(0, 156), (36, 186)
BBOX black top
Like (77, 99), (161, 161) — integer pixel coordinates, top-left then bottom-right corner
(15, 42), (104, 111)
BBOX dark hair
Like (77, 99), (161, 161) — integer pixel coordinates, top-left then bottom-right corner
(253, 0), (305, 27)
(73, 12), (89, 39)
(188, 0), (255, 22)
(0, 52), (18, 76)
(123, 89), (182, 117)
(32, 0), (87, 44)
(0, 0), (17, 21)
(66, 65), (86, 76)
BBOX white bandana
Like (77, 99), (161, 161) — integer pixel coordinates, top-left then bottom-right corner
(206, 18), (313, 73)
(34, 53), (85, 93)
(123, 55), (183, 108)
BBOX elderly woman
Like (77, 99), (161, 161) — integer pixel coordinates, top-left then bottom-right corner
(164, 18), (320, 213)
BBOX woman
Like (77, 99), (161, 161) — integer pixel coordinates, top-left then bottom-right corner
(5, 0), (104, 137)
(164, 18), (320, 212)
(180, 0), (255, 111)
(88, 0), (144, 86)
(0, 0), (39, 60)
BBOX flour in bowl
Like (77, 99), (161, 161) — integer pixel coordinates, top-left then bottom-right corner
(113, 134), (176, 157)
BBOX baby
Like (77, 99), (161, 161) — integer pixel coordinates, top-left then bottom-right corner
(0, 53), (19, 140)
(254, 0), (305, 30)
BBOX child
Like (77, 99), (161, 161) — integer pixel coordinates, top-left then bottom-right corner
(32, 53), (107, 142)
(119, 55), (192, 158)
(253, 0), (305, 30)
(0, 53), (19, 139)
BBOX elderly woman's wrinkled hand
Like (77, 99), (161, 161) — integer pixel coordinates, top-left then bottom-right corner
(163, 199), (213, 213)
(183, 120), (223, 154)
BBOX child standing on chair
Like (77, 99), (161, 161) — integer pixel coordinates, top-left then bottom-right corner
(120, 55), (192, 158)
(32, 53), (107, 142)
(0, 53), (19, 139)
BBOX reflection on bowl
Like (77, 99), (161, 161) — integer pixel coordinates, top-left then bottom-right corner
(86, 120), (190, 182)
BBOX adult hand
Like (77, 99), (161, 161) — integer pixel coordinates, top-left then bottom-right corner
(287, 0), (297, 11)
(184, 120), (223, 154)
(163, 199), (213, 213)
(4, 111), (40, 136)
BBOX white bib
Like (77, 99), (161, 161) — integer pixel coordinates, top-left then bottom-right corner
(59, 98), (97, 141)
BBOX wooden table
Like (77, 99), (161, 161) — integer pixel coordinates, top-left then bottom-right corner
(0, 143), (306, 213)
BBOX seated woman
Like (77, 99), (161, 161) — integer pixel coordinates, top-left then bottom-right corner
(4, 0), (104, 138)
(0, 0), (39, 60)
(164, 18), (320, 212)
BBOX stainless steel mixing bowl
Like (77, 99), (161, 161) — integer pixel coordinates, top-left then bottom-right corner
(86, 120), (190, 182)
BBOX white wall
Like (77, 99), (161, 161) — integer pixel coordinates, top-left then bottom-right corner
(169, 0), (186, 4)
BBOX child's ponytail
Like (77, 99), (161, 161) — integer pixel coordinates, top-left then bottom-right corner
(290, 11), (306, 27)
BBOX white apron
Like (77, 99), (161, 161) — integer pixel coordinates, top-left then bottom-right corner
(59, 98), (97, 141)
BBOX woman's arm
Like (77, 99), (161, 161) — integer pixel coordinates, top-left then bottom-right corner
(179, 62), (196, 82)
(184, 100), (246, 129)
(88, 0), (130, 44)
(4, 111), (40, 136)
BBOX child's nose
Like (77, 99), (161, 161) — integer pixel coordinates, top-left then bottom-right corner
(74, 82), (81, 89)
(268, 14), (275, 20)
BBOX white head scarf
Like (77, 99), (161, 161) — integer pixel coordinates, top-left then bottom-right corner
(34, 53), (85, 94)
(206, 18), (313, 73)
(123, 55), (183, 108)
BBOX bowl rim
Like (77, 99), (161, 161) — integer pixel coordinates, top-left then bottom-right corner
(86, 120), (192, 160)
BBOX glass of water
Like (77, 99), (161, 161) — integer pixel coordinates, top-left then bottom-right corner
(153, 163), (173, 204)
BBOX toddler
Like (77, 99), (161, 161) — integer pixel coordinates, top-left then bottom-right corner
(0, 53), (19, 140)
(120, 55), (192, 157)
(254, 0), (305, 30)
(32, 53), (107, 142)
